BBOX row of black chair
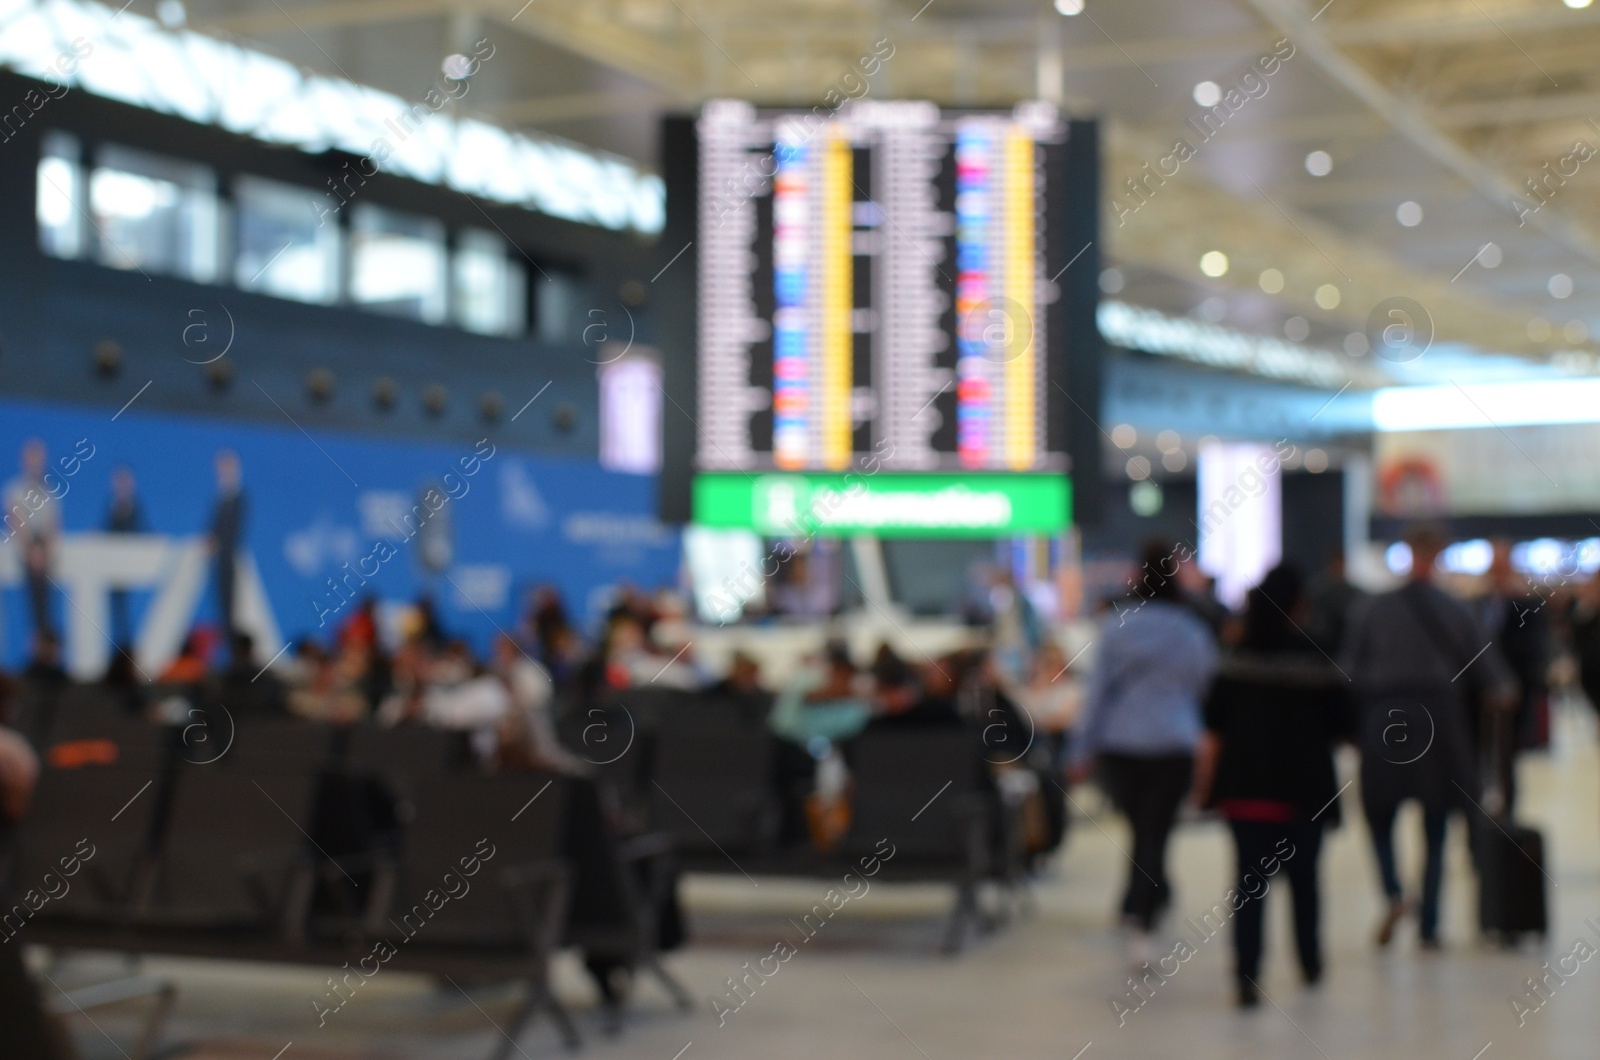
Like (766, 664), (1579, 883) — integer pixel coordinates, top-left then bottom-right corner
(4, 699), (689, 1057)
(564, 689), (1026, 952)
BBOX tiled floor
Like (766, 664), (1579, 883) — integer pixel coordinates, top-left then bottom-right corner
(45, 704), (1600, 1059)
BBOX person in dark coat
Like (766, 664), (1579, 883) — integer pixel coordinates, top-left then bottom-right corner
(1196, 563), (1353, 1009)
(1343, 526), (1515, 949)
(1476, 540), (1551, 813)
(208, 450), (246, 636)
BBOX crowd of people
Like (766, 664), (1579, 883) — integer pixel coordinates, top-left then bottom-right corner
(1074, 527), (1599, 1010)
(6, 516), (1600, 1020)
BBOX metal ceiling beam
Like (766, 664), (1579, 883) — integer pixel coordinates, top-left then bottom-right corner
(1243, 0), (1600, 269)
(1105, 123), (1541, 358)
(1433, 90), (1600, 130)
(1324, 1), (1600, 48)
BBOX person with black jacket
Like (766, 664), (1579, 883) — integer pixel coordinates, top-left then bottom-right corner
(1343, 526), (1516, 949)
(1195, 563), (1353, 1009)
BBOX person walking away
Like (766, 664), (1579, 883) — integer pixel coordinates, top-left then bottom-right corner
(1343, 526), (1515, 949)
(1194, 564), (1353, 1008)
(208, 450), (246, 636)
(1068, 539), (1219, 966)
(1476, 539), (1551, 814)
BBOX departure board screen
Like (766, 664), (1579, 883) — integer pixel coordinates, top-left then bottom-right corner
(660, 100), (1093, 536)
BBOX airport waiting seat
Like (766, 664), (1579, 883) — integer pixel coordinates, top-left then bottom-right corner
(344, 724), (475, 795)
(375, 772), (579, 1055)
(43, 692), (170, 772)
(648, 715), (778, 861)
(5, 765), (163, 925)
(141, 769), (320, 934)
(561, 775), (692, 1032)
(846, 726), (1004, 953)
(219, 717), (336, 772)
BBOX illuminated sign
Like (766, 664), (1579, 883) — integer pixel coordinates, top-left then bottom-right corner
(693, 472), (1069, 538)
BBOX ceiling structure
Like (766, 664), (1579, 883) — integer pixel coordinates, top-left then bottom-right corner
(134, 0), (1600, 383)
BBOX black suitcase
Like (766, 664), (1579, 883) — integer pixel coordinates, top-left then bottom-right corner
(1475, 703), (1547, 942)
(1476, 819), (1547, 941)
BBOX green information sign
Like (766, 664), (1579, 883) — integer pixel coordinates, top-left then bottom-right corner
(693, 472), (1071, 538)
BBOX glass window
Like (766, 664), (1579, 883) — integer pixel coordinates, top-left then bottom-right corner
(536, 271), (578, 344)
(349, 204), (446, 323)
(452, 228), (525, 337)
(235, 176), (341, 304)
(90, 144), (220, 282)
(37, 131), (83, 260)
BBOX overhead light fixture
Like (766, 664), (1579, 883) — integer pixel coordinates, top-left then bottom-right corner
(1284, 316), (1310, 341)
(1099, 267), (1125, 294)
(1304, 150), (1332, 177)
(1054, 0), (1086, 14)
(1314, 284), (1341, 310)
(1479, 242), (1503, 268)
(1192, 81), (1222, 107)
(442, 54), (475, 80)
(1372, 378), (1600, 430)
(1396, 200), (1423, 227)
(1549, 273), (1574, 299)
(1199, 250), (1229, 277)
(1258, 267), (1284, 294)
(1563, 0), (1592, 9)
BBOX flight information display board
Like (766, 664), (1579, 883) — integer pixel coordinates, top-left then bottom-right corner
(659, 100), (1095, 536)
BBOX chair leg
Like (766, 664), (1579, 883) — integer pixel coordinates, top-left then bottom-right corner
(129, 981), (177, 1060)
(942, 881), (977, 954)
(487, 985), (581, 1060)
(647, 958), (694, 1013)
(543, 987), (583, 1052)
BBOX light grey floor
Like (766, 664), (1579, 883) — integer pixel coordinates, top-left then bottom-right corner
(44, 705), (1600, 1060)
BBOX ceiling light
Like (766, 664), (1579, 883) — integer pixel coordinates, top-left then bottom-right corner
(1304, 449), (1329, 473)
(155, 0), (185, 27)
(1550, 273), (1574, 299)
(1099, 268), (1125, 294)
(1054, 0), (1086, 13)
(1161, 449), (1187, 473)
(1314, 284), (1341, 310)
(1258, 268), (1284, 294)
(1111, 423), (1138, 448)
(1126, 455), (1152, 481)
(1157, 430), (1182, 452)
(442, 53), (474, 80)
(1284, 316), (1310, 341)
(1479, 242), (1503, 268)
(1563, 0), (1592, 9)
(1372, 378), (1600, 430)
(1304, 150), (1332, 177)
(1193, 81), (1222, 107)
(1396, 200), (1423, 227)
(1199, 250), (1229, 277)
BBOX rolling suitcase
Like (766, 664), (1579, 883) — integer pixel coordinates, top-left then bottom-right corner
(1475, 703), (1547, 943)
(1476, 819), (1547, 941)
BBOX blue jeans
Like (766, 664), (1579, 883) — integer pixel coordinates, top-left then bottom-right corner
(1365, 800), (1450, 941)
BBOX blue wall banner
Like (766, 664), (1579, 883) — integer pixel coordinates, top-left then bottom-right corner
(0, 397), (679, 677)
